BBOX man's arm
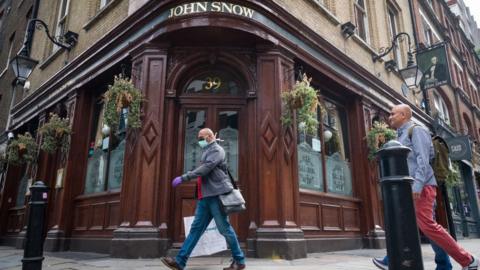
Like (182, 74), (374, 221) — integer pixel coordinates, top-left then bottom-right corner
(181, 147), (225, 181)
(411, 127), (432, 193)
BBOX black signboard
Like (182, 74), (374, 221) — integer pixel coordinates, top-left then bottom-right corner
(416, 45), (451, 89)
(446, 136), (472, 161)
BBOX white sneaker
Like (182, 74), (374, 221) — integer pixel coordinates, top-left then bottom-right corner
(463, 257), (478, 270)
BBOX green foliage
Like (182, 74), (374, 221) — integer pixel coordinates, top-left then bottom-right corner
(445, 162), (461, 188)
(103, 75), (144, 132)
(6, 132), (38, 165)
(281, 74), (324, 135)
(38, 113), (72, 154)
(366, 121), (397, 160)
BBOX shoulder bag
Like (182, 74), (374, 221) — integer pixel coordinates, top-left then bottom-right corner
(218, 169), (246, 215)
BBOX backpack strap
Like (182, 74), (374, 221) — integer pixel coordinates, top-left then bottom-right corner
(407, 124), (420, 141)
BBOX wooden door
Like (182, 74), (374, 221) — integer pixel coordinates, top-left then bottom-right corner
(172, 101), (248, 244)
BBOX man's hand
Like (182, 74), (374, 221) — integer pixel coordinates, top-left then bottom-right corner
(172, 176), (183, 188)
(412, 192), (421, 200)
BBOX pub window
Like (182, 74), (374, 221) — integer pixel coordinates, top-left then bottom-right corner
(354, 0), (369, 42)
(84, 98), (126, 194)
(53, 0), (69, 52)
(15, 171), (29, 206)
(183, 69), (243, 96)
(297, 98), (352, 196)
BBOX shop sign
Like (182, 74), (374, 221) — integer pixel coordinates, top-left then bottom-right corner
(446, 135), (472, 161)
(168, 2), (255, 19)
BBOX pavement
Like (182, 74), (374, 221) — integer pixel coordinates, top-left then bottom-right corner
(0, 239), (479, 269)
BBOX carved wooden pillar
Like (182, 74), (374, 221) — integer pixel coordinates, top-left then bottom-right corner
(255, 46), (306, 259)
(44, 93), (78, 252)
(111, 43), (170, 258)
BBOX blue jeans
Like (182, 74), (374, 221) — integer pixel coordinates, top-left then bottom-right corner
(175, 196), (245, 269)
(381, 239), (452, 270)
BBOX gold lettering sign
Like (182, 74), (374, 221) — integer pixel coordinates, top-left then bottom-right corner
(168, 2), (255, 19)
(204, 77), (221, 90)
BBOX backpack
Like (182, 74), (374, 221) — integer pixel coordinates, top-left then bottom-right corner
(408, 125), (449, 182)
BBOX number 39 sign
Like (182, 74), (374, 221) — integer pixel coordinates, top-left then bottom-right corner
(204, 77), (222, 90)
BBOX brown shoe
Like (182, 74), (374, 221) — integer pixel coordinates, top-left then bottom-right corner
(161, 257), (182, 270)
(223, 261), (246, 270)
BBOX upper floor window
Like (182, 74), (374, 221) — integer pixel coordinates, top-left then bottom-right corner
(387, 6), (402, 67)
(433, 92), (450, 124)
(3, 32), (15, 73)
(354, 0), (369, 42)
(53, 0), (70, 52)
(99, 0), (111, 9)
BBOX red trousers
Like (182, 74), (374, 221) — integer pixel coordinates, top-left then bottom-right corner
(415, 186), (472, 267)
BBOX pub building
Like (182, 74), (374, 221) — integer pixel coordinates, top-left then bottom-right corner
(0, 1), (433, 259)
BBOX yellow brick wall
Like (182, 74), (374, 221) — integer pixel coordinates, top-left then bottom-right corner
(24, 0), (129, 105)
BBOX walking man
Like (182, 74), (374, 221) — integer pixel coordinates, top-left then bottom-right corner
(161, 128), (246, 270)
(373, 104), (477, 270)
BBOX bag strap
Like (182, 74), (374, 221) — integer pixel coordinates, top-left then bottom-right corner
(408, 124), (419, 141)
(226, 168), (238, 189)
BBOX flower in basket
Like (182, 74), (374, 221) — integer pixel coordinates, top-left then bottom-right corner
(38, 113), (72, 154)
(366, 121), (396, 160)
(6, 132), (38, 165)
(103, 75), (144, 133)
(281, 73), (324, 135)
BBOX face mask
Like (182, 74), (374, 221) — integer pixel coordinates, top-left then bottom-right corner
(198, 139), (208, 148)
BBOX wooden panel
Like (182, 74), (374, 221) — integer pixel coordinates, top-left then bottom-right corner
(91, 203), (106, 231)
(74, 205), (89, 231)
(322, 204), (342, 231)
(299, 202), (320, 230)
(6, 209), (25, 233)
(343, 206), (361, 232)
(107, 202), (120, 230)
(179, 198), (197, 239)
(72, 193), (120, 236)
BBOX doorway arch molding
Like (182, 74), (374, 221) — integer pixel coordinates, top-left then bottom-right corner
(165, 49), (258, 98)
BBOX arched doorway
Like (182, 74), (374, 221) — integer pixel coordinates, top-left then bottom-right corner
(170, 62), (251, 245)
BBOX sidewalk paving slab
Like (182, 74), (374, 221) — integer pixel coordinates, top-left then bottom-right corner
(0, 239), (478, 269)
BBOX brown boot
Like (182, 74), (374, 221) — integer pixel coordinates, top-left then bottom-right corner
(161, 257), (183, 270)
(223, 260), (246, 270)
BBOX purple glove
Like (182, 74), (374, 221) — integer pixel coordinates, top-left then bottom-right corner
(172, 176), (183, 188)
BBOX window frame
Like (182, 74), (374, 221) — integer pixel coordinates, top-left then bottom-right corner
(53, 0), (70, 52)
(354, 0), (369, 42)
(387, 5), (403, 68)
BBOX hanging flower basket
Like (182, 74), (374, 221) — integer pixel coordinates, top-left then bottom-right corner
(6, 132), (38, 165)
(366, 121), (397, 160)
(38, 113), (72, 154)
(103, 75), (144, 133)
(281, 73), (325, 135)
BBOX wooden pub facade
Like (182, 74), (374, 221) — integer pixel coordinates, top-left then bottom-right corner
(0, 0), (431, 259)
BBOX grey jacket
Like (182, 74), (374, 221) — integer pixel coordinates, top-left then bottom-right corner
(181, 141), (233, 198)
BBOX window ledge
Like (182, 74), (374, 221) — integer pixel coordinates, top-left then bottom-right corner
(38, 48), (65, 70)
(352, 34), (377, 55)
(309, 1), (341, 26)
(83, 0), (121, 31)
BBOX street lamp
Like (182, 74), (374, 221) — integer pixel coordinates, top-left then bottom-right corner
(372, 32), (430, 114)
(10, 19), (78, 84)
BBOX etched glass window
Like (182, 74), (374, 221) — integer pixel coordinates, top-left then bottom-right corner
(297, 98), (352, 196)
(184, 70), (241, 95)
(84, 100), (126, 194)
(324, 101), (352, 196)
(218, 111), (238, 180)
(183, 110), (206, 173)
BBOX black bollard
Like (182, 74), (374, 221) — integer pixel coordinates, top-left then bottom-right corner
(377, 140), (423, 270)
(22, 181), (48, 270)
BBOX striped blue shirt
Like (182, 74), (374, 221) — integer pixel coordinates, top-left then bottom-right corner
(397, 121), (437, 193)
